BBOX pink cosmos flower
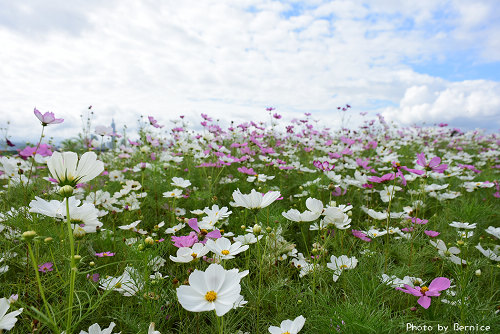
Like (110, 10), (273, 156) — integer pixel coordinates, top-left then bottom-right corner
(416, 153), (448, 173)
(188, 218), (221, 243)
(38, 262), (53, 273)
(148, 116), (164, 128)
(34, 108), (64, 126)
(352, 230), (371, 242)
(395, 277), (450, 309)
(368, 173), (395, 184)
(424, 230), (440, 237)
(95, 252), (115, 257)
(171, 232), (198, 248)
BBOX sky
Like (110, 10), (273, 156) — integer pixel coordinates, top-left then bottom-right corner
(1, 0), (499, 143)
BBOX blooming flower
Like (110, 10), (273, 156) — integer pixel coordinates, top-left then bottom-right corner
(34, 108), (64, 126)
(171, 177), (191, 188)
(352, 230), (371, 242)
(176, 263), (247, 316)
(268, 315), (306, 334)
(416, 153), (448, 173)
(395, 277), (451, 309)
(169, 243), (209, 263)
(47, 151), (104, 187)
(327, 255), (358, 281)
(95, 252), (115, 258)
(38, 262), (53, 273)
(206, 237), (249, 260)
(0, 297), (23, 331)
(429, 239), (466, 265)
(231, 189), (281, 209)
(99, 266), (143, 296)
(79, 322), (118, 334)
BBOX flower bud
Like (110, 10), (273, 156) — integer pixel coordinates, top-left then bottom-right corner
(457, 240), (465, 246)
(44, 237), (53, 243)
(74, 255), (82, 261)
(145, 237), (154, 245)
(475, 269), (481, 276)
(266, 226), (272, 232)
(22, 230), (37, 241)
(252, 224), (261, 234)
(89, 261), (95, 266)
(73, 226), (86, 239)
(59, 185), (74, 197)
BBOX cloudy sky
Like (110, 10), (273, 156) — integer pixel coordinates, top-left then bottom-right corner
(1, 0), (499, 142)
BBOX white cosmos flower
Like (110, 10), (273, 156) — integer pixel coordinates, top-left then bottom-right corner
(234, 233), (262, 245)
(449, 221), (476, 229)
(99, 266), (143, 296)
(79, 322), (119, 334)
(171, 177), (191, 188)
(206, 237), (249, 260)
(0, 297), (23, 331)
(485, 226), (500, 239)
(268, 315), (306, 334)
(148, 323), (161, 334)
(327, 255), (358, 282)
(163, 189), (183, 199)
(176, 263), (245, 316)
(475, 243), (500, 261)
(231, 189), (281, 209)
(164, 222), (185, 234)
(430, 239), (466, 265)
(47, 151), (104, 187)
(169, 243), (209, 263)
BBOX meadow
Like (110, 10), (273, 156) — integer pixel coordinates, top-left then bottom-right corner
(0, 109), (498, 333)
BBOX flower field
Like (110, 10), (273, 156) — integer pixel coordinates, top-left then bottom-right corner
(0, 110), (498, 333)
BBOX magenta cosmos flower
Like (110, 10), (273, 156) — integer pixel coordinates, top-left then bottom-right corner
(416, 153), (448, 173)
(396, 277), (450, 309)
(34, 108), (64, 126)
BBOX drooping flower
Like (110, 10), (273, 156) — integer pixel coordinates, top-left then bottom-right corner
(0, 297), (24, 331)
(268, 315), (306, 334)
(47, 151), (104, 188)
(99, 266), (143, 296)
(176, 263), (247, 316)
(34, 108), (64, 126)
(429, 239), (466, 265)
(395, 277), (451, 309)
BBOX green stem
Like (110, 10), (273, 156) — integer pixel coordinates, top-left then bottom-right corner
(384, 177), (397, 272)
(65, 197), (77, 334)
(27, 242), (57, 328)
(26, 126), (45, 186)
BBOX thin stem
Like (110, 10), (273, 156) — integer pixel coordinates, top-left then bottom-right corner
(27, 242), (57, 328)
(65, 197), (77, 334)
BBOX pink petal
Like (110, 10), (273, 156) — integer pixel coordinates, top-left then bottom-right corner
(428, 277), (451, 292)
(418, 296), (431, 309)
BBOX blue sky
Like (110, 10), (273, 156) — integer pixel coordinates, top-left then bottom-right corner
(0, 0), (499, 142)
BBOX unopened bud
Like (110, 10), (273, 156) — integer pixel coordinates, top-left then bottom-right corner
(73, 226), (86, 239)
(22, 230), (37, 240)
(475, 269), (481, 276)
(74, 255), (82, 261)
(457, 240), (465, 246)
(266, 226), (272, 232)
(252, 224), (261, 234)
(89, 261), (95, 266)
(145, 237), (154, 245)
(59, 185), (74, 197)
(44, 237), (53, 243)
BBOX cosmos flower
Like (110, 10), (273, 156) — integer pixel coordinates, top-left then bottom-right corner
(231, 189), (281, 209)
(34, 108), (64, 126)
(268, 315), (306, 334)
(206, 237), (249, 260)
(416, 153), (448, 173)
(176, 263), (247, 316)
(169, 243), (208, 263)
(0, 297), (23, 331)
(327, 255), (358, 282)
(78, 322), (118, 334)
(38, 262), (53, 273)
(47, 151), (104, 188)
(396, 277), (450, 309)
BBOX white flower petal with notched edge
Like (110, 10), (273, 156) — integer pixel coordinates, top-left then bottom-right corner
(231, 189), (280, 209)
(79, 322), (118, 334)
(0, 297), (23, 331)
(177, 263), (244, 316)
(47, 151), (104, 186)
(268, 315), (306, 334)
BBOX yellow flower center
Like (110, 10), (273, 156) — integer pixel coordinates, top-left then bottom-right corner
(115, 282), (122, 288)
(420, 286), (429, 293)
(205, 290), (217, 302)
(191, 253), (197, 258)
(171, 192), (176, 196)
(283, 332), (291, 334)
(221, 250), (230, 255)
(339, 264), (348, 269)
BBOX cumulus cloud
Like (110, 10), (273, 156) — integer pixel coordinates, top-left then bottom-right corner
(0, 0), (498, 141)
(382, 80), (500, 128)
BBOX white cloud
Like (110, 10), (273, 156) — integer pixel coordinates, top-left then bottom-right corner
(0, 0), (498, 142)
(382, 80), (500, 127)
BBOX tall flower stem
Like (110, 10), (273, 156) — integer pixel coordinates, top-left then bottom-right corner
(65, 197), (77, 334)
(26, 125), (45, 186)
(383, 178), (397, 272)
(255, 213), (263, 332)
(27, 242), (57, 330)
